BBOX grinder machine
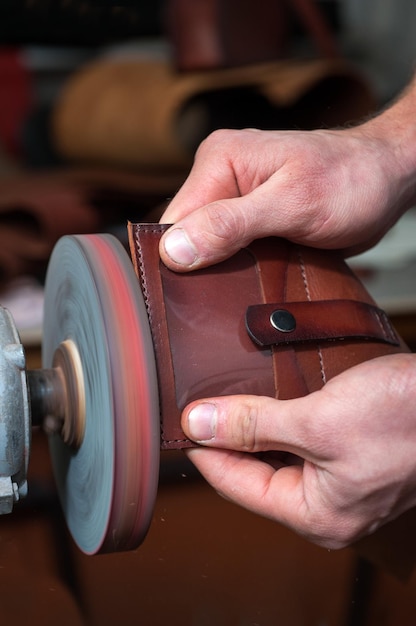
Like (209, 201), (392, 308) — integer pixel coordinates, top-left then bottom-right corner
(0, 224), (408, 560)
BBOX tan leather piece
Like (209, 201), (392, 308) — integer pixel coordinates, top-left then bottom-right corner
(53, 58), (375, 171)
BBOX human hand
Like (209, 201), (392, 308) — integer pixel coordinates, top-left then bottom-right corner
(180, 353), (416, 548)
(160, 125), (415, 271)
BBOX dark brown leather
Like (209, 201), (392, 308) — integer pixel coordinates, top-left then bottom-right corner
(128, 222), (416, 579)
(246, 299), (400, 347)
(128, 223), (409, 450)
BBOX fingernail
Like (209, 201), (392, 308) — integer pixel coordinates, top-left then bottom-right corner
(163, 228), (197, 266)
(187, 403), (217, 441)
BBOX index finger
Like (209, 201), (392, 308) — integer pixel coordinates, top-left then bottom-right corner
(162, 142), (241, 224)
(184, 446), (339, 547)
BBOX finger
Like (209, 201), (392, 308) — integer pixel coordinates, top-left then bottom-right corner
(161, 128), (265, 224)
(185, 447), (340, 547)
(160, 195), (259, 271)
(181, 393), (333, 463)
(185, 447), (304, 524)
(158, 130), (295, 271)
(161, 156), (240, 225)
(159, 178), (313, 271)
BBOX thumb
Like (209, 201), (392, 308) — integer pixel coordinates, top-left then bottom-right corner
(159, 196), (259, 271)
(181, 393), (327, 462)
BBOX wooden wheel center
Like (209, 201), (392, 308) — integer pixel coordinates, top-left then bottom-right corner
(53, 339), (86, 449)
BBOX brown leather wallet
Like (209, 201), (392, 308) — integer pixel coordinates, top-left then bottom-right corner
(128, 222), (416, 579)
(128, 223), (407, 450)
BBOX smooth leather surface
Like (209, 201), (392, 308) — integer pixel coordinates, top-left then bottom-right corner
(128, 223), (408, 450)
(246, 299), (399, 347)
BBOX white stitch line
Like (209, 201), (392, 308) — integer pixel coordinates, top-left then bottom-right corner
(134, 228), (152, 323)
(297, 248), (327, 384)
(164, 439), (189, 445)
(135, 226), (188, 445)
(298, 249), (312, 302)
(317, 348), (327, 384)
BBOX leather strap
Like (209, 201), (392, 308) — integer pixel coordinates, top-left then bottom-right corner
(247, 237), (312, 400)
(246, 299), (399, 347)
(128, 222), (407, 450)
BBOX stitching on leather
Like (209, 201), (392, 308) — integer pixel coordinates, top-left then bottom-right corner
(163, 439), (189, 445)
(134, 226), (170, 443)
(374, 308), (398, 343)
(297, 247), (312, 302)
(134, 227), (153, 322)
(317, 348), (327, 384)
(297, 247), (327, 384)
(135, 225), (191, 446)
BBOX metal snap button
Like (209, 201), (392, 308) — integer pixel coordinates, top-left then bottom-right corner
(270, 309), (296, 333)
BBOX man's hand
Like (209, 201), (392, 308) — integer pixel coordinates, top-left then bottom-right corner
(180, 354), (416, 548)
(160, 125), (415, 271)
(158, 78), (416, 547)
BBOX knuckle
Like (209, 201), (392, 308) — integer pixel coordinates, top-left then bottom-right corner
(204, 202), (249, 249)
(196, 128), (237, 158)
(230, 403), (260, 451)
(274, 143), (337, 244)
(206, 202), (238, 239)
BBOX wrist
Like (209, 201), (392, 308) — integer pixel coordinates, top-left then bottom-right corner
(359, 80), (416, 212)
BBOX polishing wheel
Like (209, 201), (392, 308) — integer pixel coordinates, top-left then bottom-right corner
(39, 234), (160, 554)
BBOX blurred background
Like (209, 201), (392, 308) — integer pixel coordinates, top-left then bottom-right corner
(0, 0), (415, 341)
(0, 2), (416, 625)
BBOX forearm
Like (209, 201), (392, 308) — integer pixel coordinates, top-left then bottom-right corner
(360, 74), (416, 213)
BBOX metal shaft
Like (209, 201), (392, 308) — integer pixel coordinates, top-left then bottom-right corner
(27, 368), (65, 429)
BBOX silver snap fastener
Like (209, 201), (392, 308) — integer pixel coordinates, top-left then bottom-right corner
(270, 309), (296, 333)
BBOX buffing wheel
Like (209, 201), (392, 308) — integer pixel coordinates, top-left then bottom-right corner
(42, 234), (160, 554)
